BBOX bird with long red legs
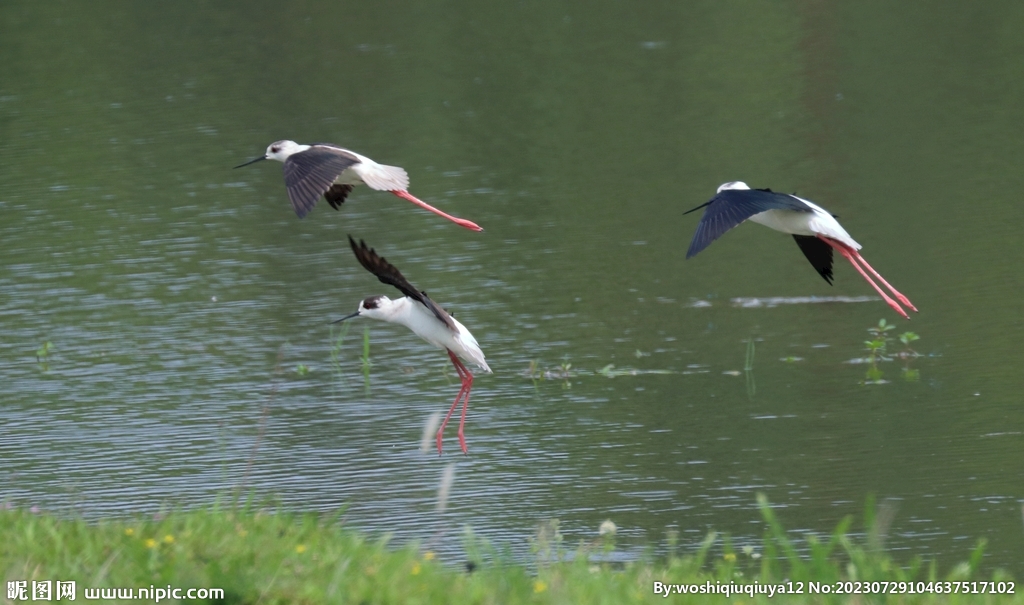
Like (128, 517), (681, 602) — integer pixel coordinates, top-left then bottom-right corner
(235, 140), (483, 231)
(335, 236), (491, 454)
(684, 182), (917, 319)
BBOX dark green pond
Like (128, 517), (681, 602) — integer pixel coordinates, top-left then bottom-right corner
(3, 1), (1023, 573)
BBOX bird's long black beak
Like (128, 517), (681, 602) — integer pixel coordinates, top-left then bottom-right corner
(332, 311), (361, 324)
(683, 200), (712, 215)
(233, 155), (268, 169)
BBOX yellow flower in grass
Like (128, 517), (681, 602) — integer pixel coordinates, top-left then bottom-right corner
(295, 544), (307, 554)
(411, 562), (422, 576)
(144, 538), (157, 549)
(723, 553), (736, 562)
(533, 580), (547, 594)
(163, 534), (174, 544)
(423, 551), (435, 561)
(124, 528), (135, 536)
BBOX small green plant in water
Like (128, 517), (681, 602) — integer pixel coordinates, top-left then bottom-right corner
(898, 330), (921, 381)
(294, 364), (310, 376)
(862, 319), (895, 384)
(35, 340), (53, 371)
(36, 341), (53, 362)
(525, 360), (540, 387)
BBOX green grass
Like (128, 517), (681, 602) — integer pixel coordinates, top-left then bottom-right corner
(1, 495), (1018, 604)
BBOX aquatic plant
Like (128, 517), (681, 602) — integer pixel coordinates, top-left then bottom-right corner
(329, 321), (350, 379)
(35, 341), (53, 371)
(35, 340), (53, 362)
(525, 360), (541, 387)
(862, 319), (895, 384)
(898, 331), (921, 381)
(857, 320), (925, 384)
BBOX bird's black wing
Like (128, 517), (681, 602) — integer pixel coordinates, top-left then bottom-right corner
(684, 188), (812, 258)
(792, 235), (834, 285)
(347, 236), (457, 331)
(282, 147), (360, 218)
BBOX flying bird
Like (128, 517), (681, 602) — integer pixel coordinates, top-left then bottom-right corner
(235, 140), (483, 231)
(336, 236), (491, 454)
(685, 182), (917, 319)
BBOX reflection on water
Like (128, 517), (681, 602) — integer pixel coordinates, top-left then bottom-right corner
(2, 0), (1024, 575)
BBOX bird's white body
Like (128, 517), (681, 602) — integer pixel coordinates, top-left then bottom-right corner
(720, 181), (861, 250)
(265, 140), (410, 191)
(356, 296), (491, 373)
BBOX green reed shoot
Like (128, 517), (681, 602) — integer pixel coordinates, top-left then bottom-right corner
(361, 326), (372, 388)
(329, 321), (351, 379)
(35, 340), (53, 362)
(744, 337), (756, 399)
(36, 340), (53, 371)
(899, 330), (921, 381)
(863, 318), (895, 384)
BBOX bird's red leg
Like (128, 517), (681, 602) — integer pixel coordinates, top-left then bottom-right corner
(830, 238), (917, 312)
(436, 379), (468, 456)
(391, 190), (484, 232)
(449, 355), (475, 455)
(848, 250), (917, 313)
(436, 351), (473, 455)
(817, 236), (910, 320)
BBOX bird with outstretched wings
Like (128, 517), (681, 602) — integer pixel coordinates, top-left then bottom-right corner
(684, 188), (811, 258)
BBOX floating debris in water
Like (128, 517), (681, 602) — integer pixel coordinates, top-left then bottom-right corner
(845, 357), (880, 364)
(732, 295), (878, 308)
(597, 364), (673, 377)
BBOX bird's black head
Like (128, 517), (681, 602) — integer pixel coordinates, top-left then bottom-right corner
(361, 295), (383, 310)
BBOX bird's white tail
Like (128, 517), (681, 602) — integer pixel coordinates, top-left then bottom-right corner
(360, 163), (410, 191)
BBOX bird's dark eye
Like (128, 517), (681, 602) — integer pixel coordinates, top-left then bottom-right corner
(270, 146), (279, 153)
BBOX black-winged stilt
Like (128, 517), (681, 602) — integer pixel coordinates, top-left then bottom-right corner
(685, 181), (917, 319)
(235, 140), (483, 231)
(336, 236), (492, 454)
